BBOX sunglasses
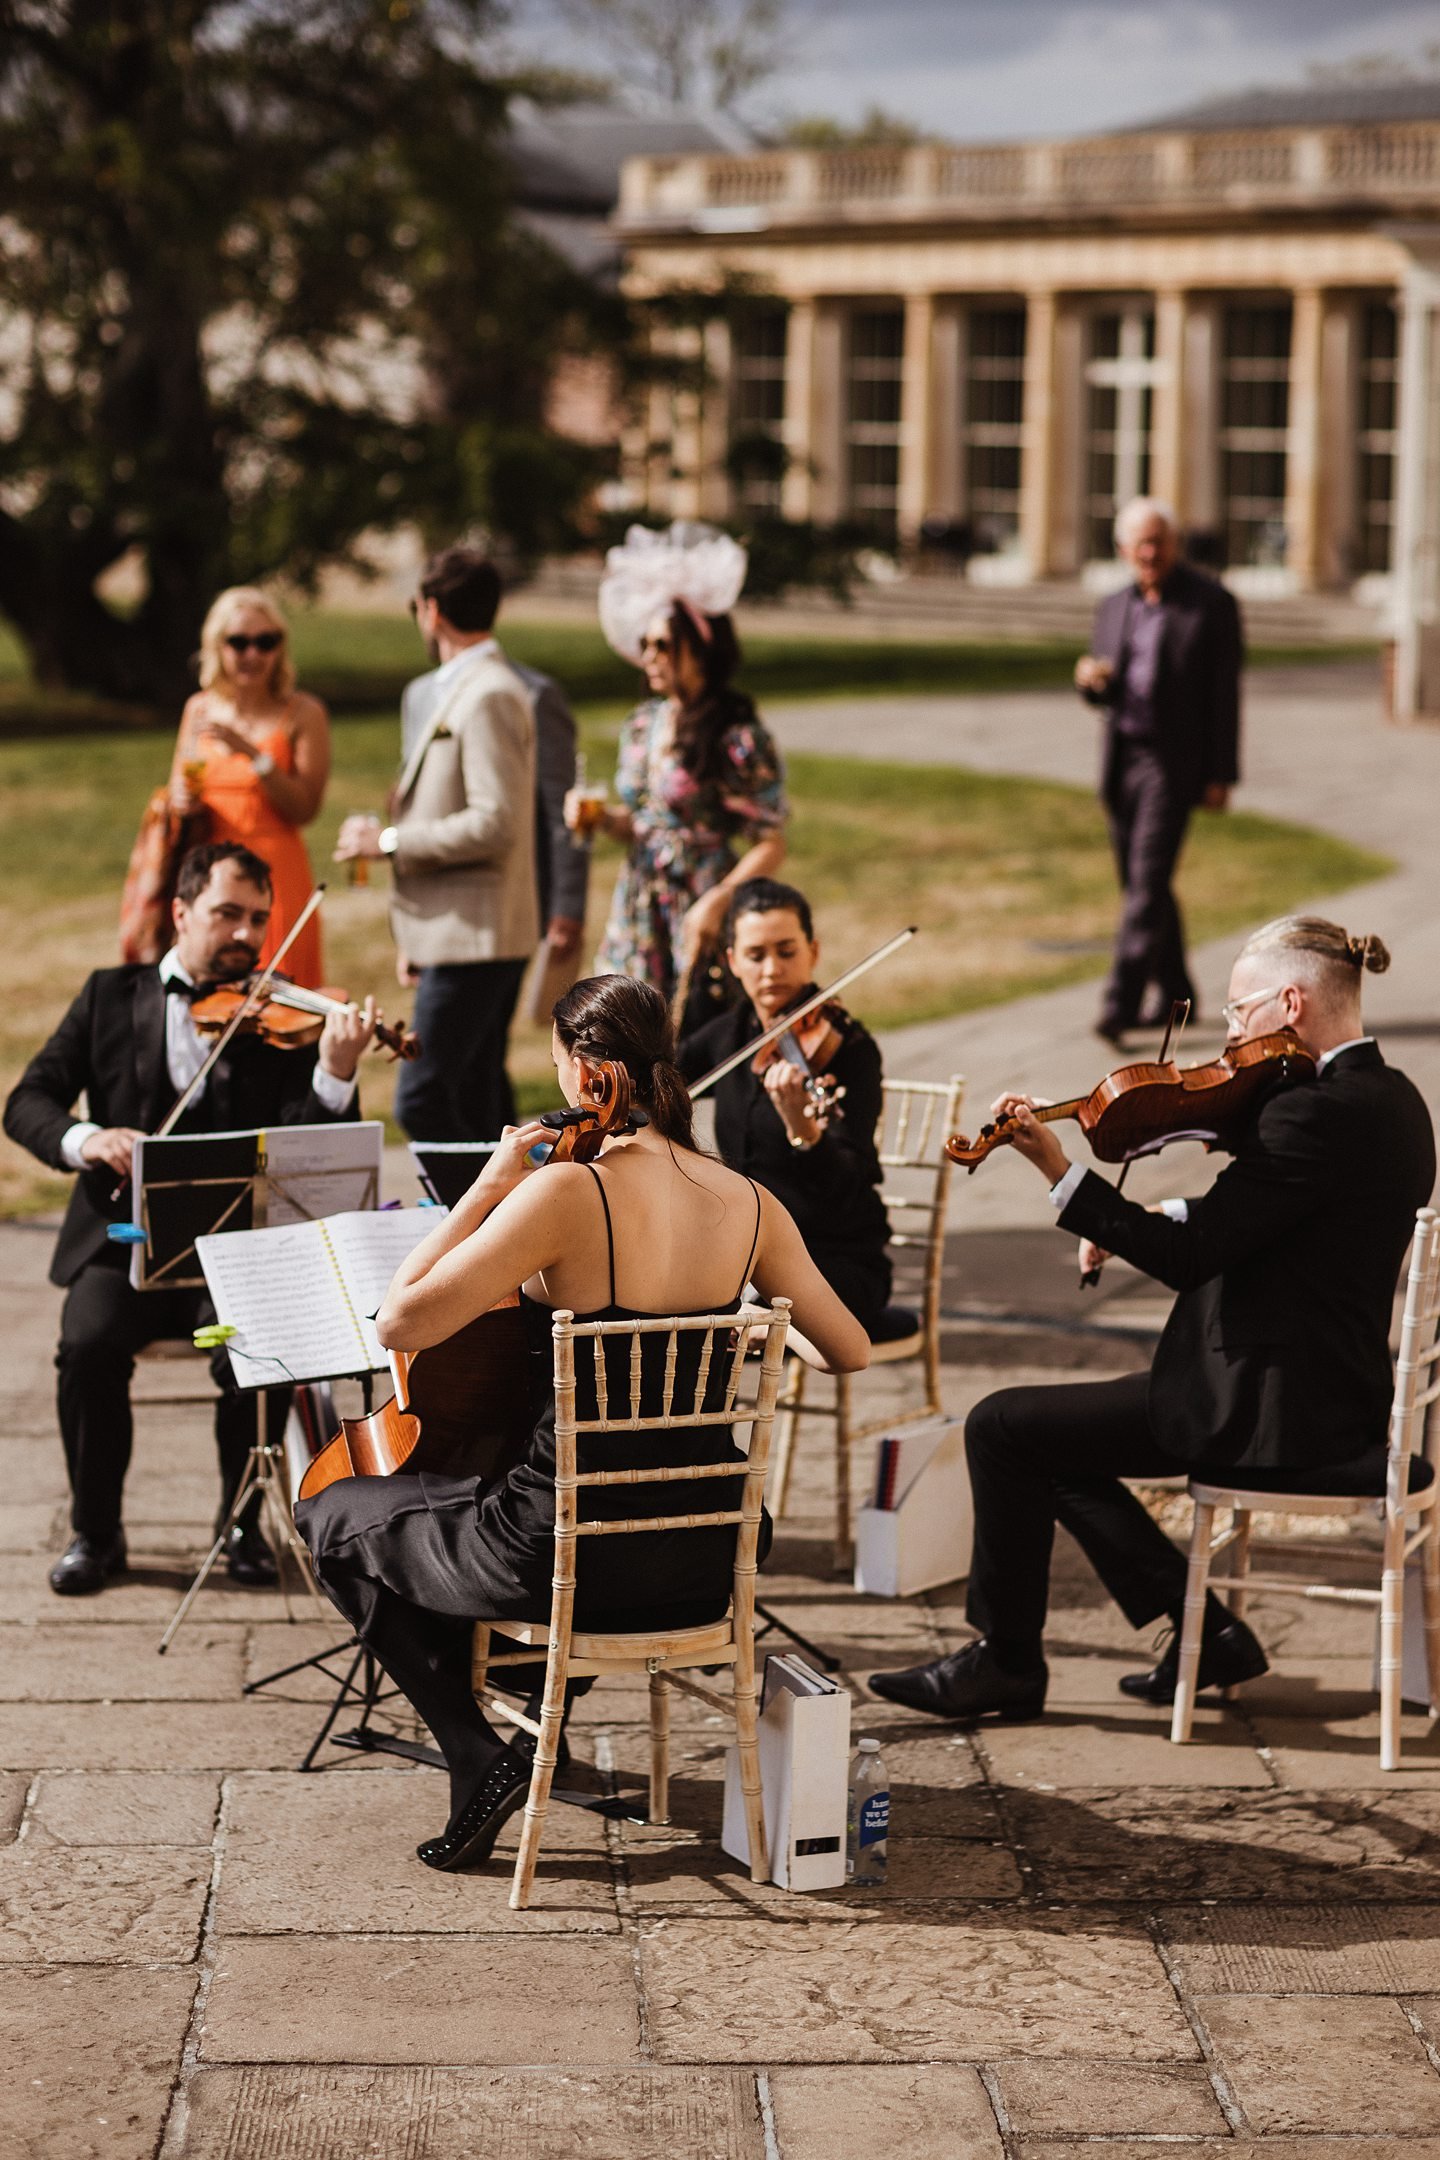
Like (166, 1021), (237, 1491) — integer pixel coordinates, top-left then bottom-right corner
(225, 632), (283, 654)
(640, 635), (673, 656)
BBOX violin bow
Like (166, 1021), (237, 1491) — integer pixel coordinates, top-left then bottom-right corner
(153, 883), (328, 1141)
(687, 926), (918, 1100)
(1079, 995), (1191, 1291)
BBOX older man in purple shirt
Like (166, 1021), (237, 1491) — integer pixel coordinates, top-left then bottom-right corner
(1075, 499), (1244, 1044)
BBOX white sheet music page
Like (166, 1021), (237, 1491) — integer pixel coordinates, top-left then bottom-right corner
(263, 1121), (384, 1226)
(196, 1220), (368, 1386)
(324, 1209), (438, 1366)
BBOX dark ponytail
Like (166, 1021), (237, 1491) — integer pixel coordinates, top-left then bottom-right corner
(551, 974), (696, 1149)
(668, 605), (757, 790)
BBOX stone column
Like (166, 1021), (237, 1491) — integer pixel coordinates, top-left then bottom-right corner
(698, 317), (732, 522)
(1019, 288), (1058, 579)
(1317, 297), (1359, 588)
(807, 302), (846, 524)
(1392, 241), (1440, 721)
(780, 298), (815, 522)
(897, 291), (936, 543)
(1150, 288), (1188, 518)
(1181, 297), (1221, 541)
(1285, 284), (1326, 590)
(928, 301), (965, 520)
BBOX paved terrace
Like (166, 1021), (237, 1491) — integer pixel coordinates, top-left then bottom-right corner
(3, 663), (1440, 2159)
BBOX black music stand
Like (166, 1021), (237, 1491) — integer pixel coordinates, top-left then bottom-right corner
(408, 1141), (497, 1208)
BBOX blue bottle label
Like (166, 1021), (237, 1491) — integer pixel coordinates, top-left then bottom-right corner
(858, 1791), (889, 1846)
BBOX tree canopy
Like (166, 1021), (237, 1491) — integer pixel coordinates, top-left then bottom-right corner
(0, 0), (611, 705)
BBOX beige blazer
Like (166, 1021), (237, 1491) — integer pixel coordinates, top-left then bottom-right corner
(389, 646), (539, 967)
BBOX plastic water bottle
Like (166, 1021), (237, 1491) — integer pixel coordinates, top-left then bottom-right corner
(846, 1737), (889, 1886)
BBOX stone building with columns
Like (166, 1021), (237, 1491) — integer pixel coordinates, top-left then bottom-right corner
(614, 80), (1440, 717)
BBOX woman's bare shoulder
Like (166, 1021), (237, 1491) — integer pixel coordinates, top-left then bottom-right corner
(288, 689), (330, 728)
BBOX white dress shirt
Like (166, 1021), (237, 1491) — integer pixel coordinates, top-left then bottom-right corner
(60, 950), (355, 1169)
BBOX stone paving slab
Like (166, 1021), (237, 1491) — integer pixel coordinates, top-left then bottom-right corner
(0, 1698), (347, 1771)
(1006, 1788), (1440, 1903)
(621, 1827), (1023, 1912)
(201, 1937), (643, 2063)
(0, 1963), (196, 2160)
(992, 2057), (1227, 2134)
(0, 1623), (247, 1701)
(0, 1553), (294, 1625)
(28, 1770), (220, 1847)
(1160, 1903), (1440, 1993)
(218, 1770), (618, 1935)
(0, 1772), (26, 1842)
(1257, 1712), (1440, 1788)
(1197, 1993), (1440, 2132)
(639, 1910), (1195, 2063)
(0, 1502), (66, 1552)
(1023, 2147), (1440, 2160)
(0, 1842), (208, 1962)
(179, 2065), (765, 2160)
(974, 1708), (1268, 1789)
(767, 2064), (1001, 2159)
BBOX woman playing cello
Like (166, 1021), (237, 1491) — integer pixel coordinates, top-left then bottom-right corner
(295, 974), (868, 1872)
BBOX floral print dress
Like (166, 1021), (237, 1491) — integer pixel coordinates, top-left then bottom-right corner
(595, 697), (788, 1002)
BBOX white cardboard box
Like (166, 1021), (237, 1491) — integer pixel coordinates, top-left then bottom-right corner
(721, 1656), (850, 1891)
(854, 1417), (973, 1598)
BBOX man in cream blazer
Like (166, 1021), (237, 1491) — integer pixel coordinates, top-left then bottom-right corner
(336, 548), (538, 1139)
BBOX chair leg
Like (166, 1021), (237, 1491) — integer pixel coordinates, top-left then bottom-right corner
(732, 1655), (768, 1886)
(1170, 1501), (1214, 1745)
(1421, 1519), (1440, 1717)
(1221, 1509), (1252, 1701)
(771, 1359), (805, 1518)
(648, 1670), (671, 1825)
(469, 1623), (492, 1703)
(508, 1643), (569, 1912)
(833, 1371), (853, 1576)
(1380, 1508), (1408, 1773)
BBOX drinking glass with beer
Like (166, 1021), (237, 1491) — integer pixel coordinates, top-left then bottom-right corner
(565, 753), (610, 851)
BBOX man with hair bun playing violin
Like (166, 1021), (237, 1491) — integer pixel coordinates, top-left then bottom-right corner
(677, 877), (893, 1337)
(870, 916), (1434, 1726)
(3, 842), (375, 1596)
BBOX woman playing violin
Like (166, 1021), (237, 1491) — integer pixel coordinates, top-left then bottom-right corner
(295, 973), (868, 1873)
(676, 878), (894, 1338)
(869, 916), (1435, 1731)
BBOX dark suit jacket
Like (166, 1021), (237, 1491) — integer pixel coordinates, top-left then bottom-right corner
(3, 967), (357, 1287)
(1059, 1042), (1436, 1470)
(1083, 563), (1244, 807)
(677, 994), (891, 1321)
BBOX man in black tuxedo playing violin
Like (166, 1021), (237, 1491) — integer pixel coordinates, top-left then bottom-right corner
(677, 877), (893, 1337)
(3, 842), (375, 1596)
(870, 914), (1435, 1725)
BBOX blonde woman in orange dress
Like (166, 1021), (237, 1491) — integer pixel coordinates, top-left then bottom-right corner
(168, 588), (330, 988)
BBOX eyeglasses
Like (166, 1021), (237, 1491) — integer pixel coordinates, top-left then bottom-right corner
(224, 632), (283, 654)
(1221, 984), (1285, 1028)
(640, 635), (672, 656)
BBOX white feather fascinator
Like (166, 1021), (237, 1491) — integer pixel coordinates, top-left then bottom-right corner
(597, 520), (749, 664)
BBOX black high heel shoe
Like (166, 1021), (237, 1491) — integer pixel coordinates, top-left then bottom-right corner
(416, 1746), (531, 1873)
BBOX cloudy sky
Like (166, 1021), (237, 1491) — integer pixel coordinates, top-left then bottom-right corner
(516, 0), (1440, 139)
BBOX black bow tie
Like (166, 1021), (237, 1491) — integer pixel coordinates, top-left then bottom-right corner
(164, 978), (203, 1002)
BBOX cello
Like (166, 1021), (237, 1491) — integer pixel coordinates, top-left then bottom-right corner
(297, 1063), (647, 1501)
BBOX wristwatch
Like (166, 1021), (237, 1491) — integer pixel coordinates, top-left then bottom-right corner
(377, 826), (399, 856)
(787, 1129), (817, 1152)
(251, 750), (276, 778)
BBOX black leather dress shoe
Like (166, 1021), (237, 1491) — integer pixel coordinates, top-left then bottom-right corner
(417, 1747), (531, 1872)
(48, 1531), (128, 1598)
(224, 1523), (279, 1584)
(1119, 1614), (1268, 1705)
(867, 1639), (1047, 1724)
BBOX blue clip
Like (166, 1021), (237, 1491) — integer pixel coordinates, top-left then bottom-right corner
(106, 1223), (147, 1245)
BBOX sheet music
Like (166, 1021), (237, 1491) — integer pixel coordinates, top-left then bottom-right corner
(263, 1122), (384, 1226)
(195, 1207), (436, 1387)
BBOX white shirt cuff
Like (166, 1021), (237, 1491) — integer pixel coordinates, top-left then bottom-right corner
(1159, 1197), (1190, 1223)
(1049, 1161), (1086, 1211)
(312, 1067), (357, 1116)
(60, 1121), (101, 1172)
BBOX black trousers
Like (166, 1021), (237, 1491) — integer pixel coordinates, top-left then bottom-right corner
(395, 958), (528, 1143)
(1101, 746), (1195, 1032)
(57, 1253), (289, 1542)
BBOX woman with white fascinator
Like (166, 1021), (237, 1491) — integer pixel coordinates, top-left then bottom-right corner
(566, 523), (789, 1017)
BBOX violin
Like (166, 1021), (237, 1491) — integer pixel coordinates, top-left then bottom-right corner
(945, 1029), (1318, 1174)
(190, 975), (419, 1063)
(297, 1061), (646, 1502)
(751, 998), (849, 1130)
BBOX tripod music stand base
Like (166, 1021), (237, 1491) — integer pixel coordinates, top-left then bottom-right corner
(753, 1598), (840, 1673)
(330, 1728), (446, 1768)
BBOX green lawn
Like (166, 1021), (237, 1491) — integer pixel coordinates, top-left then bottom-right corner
(0, 699), (1390, 1217)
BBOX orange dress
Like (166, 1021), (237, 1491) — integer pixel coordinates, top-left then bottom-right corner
(191, 711), (324, 989)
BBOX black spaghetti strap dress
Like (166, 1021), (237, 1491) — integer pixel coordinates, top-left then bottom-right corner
(296, 1169), (769, 1647)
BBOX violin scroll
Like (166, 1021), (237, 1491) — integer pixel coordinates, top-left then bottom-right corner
(524, 1059), (649, 1168)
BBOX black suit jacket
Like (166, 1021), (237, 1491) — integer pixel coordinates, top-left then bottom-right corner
(3, 966), (357, 1286)
(1083, 563), (1244, 807)
(1059, 1043), (1436, 1470)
